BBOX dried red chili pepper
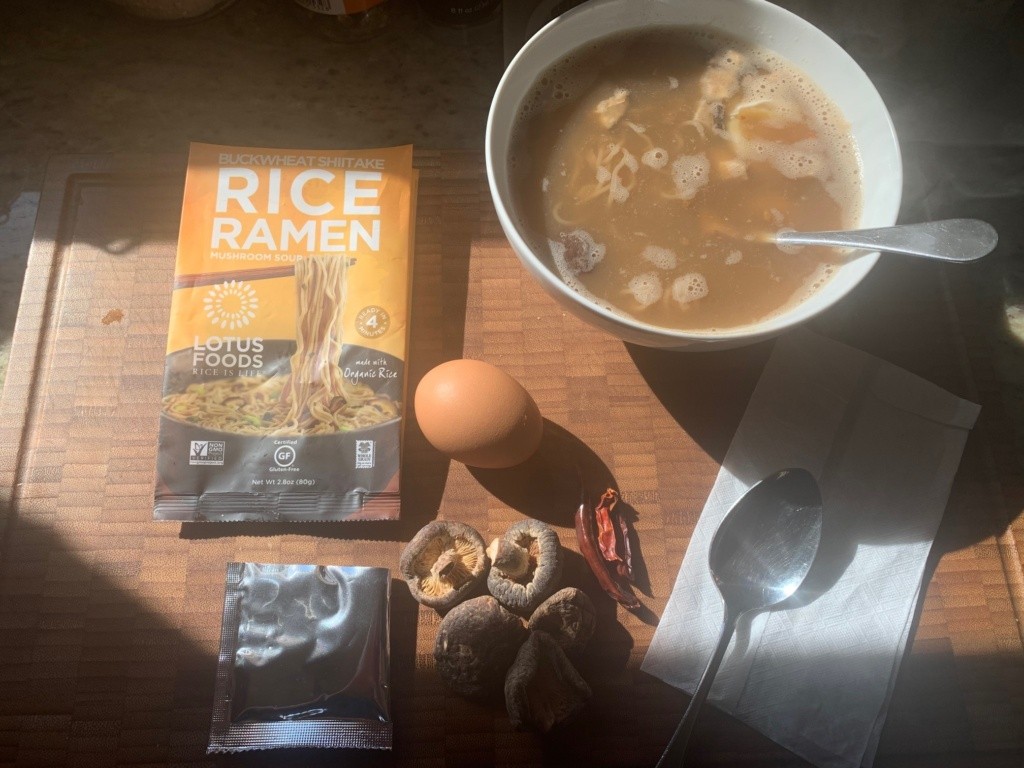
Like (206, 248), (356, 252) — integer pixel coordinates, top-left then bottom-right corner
(575, 489), (640, 610)
(614, 501), (634, 583)
(594, 489), (635, 583)
(594, 489), (622, 565)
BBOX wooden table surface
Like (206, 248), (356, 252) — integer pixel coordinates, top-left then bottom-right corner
(0, 151), (1021, 767)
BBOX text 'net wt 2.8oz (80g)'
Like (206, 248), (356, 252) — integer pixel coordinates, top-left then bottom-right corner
(154, 143), (417, 522)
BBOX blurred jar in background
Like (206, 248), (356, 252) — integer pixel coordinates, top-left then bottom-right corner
(291, 0), (392, 41)
(417, 0), (501, 27)
(106, 0), (238, 21)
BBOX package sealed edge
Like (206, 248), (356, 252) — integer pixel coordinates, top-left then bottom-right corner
(208, 562), (393, 752)
(154, 142), (416, 521)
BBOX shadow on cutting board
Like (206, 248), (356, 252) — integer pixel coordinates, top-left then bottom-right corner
(470, 418), (657, 621)
(626, 339), (774, 466)
(468, 419), (616, 528)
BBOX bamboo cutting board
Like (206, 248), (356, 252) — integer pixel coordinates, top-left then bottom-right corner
(0, 152), (1022, 767)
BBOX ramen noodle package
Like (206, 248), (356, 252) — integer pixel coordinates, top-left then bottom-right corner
(155, 143), (416, 521)
(208, 563), (392, 752)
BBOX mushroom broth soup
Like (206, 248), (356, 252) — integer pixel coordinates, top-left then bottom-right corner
(509, 28), (862, 331)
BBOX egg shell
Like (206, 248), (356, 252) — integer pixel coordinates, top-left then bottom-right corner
(414, 359), (544, 469)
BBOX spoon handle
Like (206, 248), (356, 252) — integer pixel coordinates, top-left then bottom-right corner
(774, 219), (998, 262)
(655, 609), (738, 768)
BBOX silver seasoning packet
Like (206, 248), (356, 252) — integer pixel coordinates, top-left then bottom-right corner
(208, 562), (392, 752)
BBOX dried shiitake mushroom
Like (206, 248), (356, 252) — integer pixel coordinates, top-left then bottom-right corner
(400, 521), (488, 614)
(527, 587), (596, 657)
(505, 630), (592, 732)
(434, 595), (528, 701)
(487, 518), (563, 616)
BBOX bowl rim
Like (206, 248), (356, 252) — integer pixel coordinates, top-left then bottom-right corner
(485, 0), (903, 344)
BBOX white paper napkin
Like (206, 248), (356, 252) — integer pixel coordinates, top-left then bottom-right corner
(642, 329), (980, 768)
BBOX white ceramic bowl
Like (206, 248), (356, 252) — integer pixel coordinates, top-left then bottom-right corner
(486, 0), (902, 350)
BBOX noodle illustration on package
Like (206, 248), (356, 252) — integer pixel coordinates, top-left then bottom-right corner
(154, 142), (416, 521)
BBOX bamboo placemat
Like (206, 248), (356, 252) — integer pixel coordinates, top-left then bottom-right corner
(0, 152), (1021, 767)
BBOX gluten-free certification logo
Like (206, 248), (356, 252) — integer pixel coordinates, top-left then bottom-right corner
(274, 444), (297, 467)
(269, 439), (300, 473)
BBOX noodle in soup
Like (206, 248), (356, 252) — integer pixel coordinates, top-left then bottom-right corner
(509, 28), (862, 331)
(162, 256), (400, 436)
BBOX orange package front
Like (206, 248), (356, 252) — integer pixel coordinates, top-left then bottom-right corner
(154, 142), (416, 521)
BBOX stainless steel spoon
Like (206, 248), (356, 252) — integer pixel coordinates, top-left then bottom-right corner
(772, 218), (997, 262)
(655, 468), (823, 768)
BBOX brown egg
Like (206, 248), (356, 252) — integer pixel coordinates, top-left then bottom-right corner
(414, 359), (544, 469)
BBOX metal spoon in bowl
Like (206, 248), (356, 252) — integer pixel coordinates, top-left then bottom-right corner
(655, 468), (823, 768)
(770, 218), (997, 262)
